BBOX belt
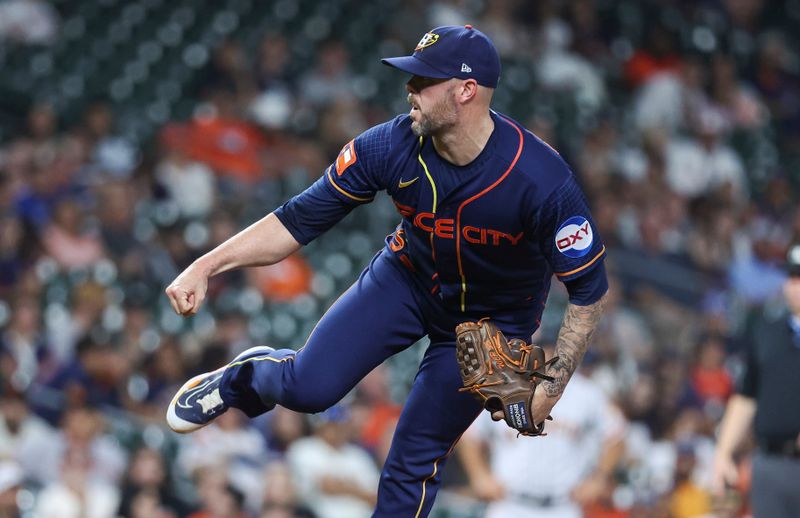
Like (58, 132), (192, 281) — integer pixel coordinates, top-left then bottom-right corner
(759, 438), (800, 458)
(509, 491), (569, 507)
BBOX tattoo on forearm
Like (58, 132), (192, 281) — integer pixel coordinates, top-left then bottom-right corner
(542, 294), (607, 398)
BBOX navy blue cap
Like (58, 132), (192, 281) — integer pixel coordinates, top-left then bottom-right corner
(381, 25), (501, 88)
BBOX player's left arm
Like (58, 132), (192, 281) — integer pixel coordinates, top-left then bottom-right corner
(533, 294), (608, 422)
(531, 174), (609, 423)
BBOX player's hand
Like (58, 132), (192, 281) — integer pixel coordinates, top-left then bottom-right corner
(165, 263), (209, 316)
(531, 386), (558, 426)
(710, 454), (738, 496)
(489, 389), (557, 426)
(469, 472), (506, 502)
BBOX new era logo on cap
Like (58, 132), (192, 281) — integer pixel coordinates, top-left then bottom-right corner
(381, 25), (501, 88)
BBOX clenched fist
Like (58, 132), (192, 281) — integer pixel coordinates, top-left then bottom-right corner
(165, 263), (210, 316)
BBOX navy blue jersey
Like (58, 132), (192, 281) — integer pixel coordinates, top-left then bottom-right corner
(274, 111), (606, 314)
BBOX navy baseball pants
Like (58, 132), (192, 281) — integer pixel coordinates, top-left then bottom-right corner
(220, 250), (536, 517)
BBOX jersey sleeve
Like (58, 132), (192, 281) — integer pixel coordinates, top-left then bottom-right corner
(534, 174), (607, 282)
(273, 121), (393, 245)
(563, 262), (608, 305)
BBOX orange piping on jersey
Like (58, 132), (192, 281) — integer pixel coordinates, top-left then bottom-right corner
(454, 115), (524, 311)
(394, 200), (416, 217)
(399, 254), (417, 273)
(414, 433), (465, 518)
(326, 166), (373, 203)
(554, 245), (606, 278)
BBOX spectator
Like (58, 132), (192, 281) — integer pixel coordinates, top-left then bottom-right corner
(665, 109), (746, 200)
(260, 461), (315, 518)
(0, 0), (59, 44)
(205, 40), (258, 109)
(35, 443), (120, 518)
(287, 405), (379, 518)
(46, 280), (108, 364)
(179, 92), (270, 185)
(753, 33), (800, 142)
(250, 34), (294, 130)
(350, 365), (402, 465)
(157, 125), (216, 219)
(263, 406), (309, 458)
(117, 447), (186, 518)
(458, 369), (627, 518)
(690, 334), (734, 406)
(79, 100), (139, 181)
(0, 297), (54, 391)
(299, 40), (355, 108)
(41, 198), (106, 270)
(96, 180), (140, 260)
(0, 461), (24, 518)
(0, 214), (27, 295)
(536, 21), (606, 110)
(39, 336), (129, 422)
(127, 337), (186, 420)
(624, 24), (682, 88)
(187, 469), (249, 518)
(47, 407), (127, 485)
(0, 389), (57, 485)
(14, 162), (65, 230)
(178, 408), (268, 508)
(668, 442), (713, 518)
(248, 254), (313, 302)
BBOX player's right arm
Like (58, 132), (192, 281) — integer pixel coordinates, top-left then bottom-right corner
(166, 213), (301, 315)
(166, 120), (396, 316)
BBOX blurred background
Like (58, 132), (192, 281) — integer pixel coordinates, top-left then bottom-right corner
(0, 0), (799, 516)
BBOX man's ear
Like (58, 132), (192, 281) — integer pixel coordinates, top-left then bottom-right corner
(457, 79), (479, 104)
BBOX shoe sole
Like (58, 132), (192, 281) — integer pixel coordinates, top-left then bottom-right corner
(166, 346), (275, 433)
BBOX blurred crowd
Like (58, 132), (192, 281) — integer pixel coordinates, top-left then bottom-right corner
(1, 0), (800, 517)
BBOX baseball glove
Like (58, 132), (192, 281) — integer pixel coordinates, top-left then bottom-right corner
(455, 319), (558, 436)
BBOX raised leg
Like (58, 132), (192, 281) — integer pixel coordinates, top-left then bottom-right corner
(220, 253), (427, 415)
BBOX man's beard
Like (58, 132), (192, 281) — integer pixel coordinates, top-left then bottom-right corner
(411, 95), (457, 137)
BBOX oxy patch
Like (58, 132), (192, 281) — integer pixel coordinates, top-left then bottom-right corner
(555, 216), (593, 258)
